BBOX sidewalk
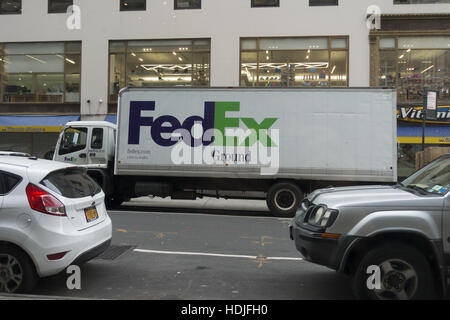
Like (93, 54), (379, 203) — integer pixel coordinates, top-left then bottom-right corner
(123, 196), (269, 212)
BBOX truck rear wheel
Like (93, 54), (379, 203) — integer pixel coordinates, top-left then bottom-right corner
(352, 243), (437, 300)
(266, 182), (303, 218)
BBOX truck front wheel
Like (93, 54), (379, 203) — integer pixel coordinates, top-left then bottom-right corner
(352, 243), (437, 300)
(105, 195), (127, 209)
(266, 182), (303, 218)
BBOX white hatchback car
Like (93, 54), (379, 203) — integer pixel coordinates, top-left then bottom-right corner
(0, 152), (112, 293)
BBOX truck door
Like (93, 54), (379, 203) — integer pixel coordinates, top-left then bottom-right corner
(88, 127), (107, 165)
(54, 126), (89, 165)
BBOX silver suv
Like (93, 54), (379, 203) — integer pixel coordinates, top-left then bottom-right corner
(290, 154), (450, 300)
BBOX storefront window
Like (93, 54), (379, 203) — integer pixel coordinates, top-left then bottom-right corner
(378, 36), (450, 105)
(377, 35), (450, 177)
(0, 42), (81, 103)
(108, 39), (210, 102)
(240, 37), (348, 87)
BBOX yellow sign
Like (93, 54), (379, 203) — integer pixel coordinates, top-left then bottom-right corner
(397, 137), (450, 144)
(0, 126), (63, 133)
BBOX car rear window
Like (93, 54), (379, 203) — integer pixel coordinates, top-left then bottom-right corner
(40, 168), (102, 199)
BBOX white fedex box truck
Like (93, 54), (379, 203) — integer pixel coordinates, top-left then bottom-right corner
(53, 87), (397, 217)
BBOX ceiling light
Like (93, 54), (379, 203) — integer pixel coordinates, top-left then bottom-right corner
(421, 65), (434, 74)
(26, 55), (46, 63)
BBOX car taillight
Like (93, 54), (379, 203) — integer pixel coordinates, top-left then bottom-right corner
(26, 183), (66, 216)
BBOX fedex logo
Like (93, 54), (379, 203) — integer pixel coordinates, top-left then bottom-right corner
(128, 101), (278, 147)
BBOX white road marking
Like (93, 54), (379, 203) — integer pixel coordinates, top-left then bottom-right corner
(133, 248), (303, 261)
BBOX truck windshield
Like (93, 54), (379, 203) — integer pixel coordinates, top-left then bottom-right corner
(402, 155), (450, 195)
(41, 167), (102, 199)
(58, 127), (87, 156)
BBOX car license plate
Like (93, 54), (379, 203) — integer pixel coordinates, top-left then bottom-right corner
(84, 206), (99, 223)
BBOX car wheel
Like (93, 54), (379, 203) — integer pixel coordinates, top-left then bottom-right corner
(352, 243), (437, 300)
(0, 246), (38, 294)
(266, 182), (303, 218)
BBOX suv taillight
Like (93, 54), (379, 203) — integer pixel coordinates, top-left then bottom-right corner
(26, 184), (66, 216)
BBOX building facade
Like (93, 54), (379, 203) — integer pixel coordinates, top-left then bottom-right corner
(0, 0), (449, 176)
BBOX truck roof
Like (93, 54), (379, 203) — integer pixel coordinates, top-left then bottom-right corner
(65, 121), (117, 129)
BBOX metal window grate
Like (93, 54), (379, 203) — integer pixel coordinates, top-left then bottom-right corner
(94, 245), (136, 260)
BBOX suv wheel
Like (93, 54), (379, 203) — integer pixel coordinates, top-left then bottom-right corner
(0, 246), (38, 293)
(266, 182), (303, 218)
(352, 243), (437, 300)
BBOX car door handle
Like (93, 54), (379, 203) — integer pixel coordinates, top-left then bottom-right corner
(89, 153), (96, 157)
(79, 153), (87, 158)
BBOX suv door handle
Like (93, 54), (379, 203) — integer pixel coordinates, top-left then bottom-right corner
(79, 153), (87, 158)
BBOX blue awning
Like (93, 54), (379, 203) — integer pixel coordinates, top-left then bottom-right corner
(105, 114), (117, 124)
(0, 115), (80, 133)
(398, 125), (450, 137)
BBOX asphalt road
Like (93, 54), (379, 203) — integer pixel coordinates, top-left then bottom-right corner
(31, 208), (354, 300)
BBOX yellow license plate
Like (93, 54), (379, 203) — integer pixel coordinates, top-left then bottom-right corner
(84, 207), (99, 223)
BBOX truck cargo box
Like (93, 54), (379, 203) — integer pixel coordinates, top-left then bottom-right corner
(116, 87), (397, 183)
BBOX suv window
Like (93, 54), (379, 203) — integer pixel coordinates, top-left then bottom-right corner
(91, 128), (104, 150)
(41, 168), (102, 198)
(0, 171), (22, 195)
(58, 127), (88, 155)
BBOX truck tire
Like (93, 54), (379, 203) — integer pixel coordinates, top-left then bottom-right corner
(0, 246), (38, 293)
(266, 182), (303, 218)
(352, 243), (437, 300)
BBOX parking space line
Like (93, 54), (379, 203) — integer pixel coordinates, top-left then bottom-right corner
(133, 248), (303, 261)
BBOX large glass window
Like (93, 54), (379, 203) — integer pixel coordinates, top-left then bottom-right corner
(109, 39), (210, 102)
(48, 0), (73, 13)
(0, 0), (21, 14)
(0, 42), (81, 103)
(240, 37), (348, 87)
(377, 35), (450, 177)
(309, 0), (338, 5)
(251, 0), (280, 7)
(120, 0), (146, 11)
(174, 0), (201, 10)
(378, 36), (450, 105)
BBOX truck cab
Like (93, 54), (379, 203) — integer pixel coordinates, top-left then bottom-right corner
(54, 121), (116, 168)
